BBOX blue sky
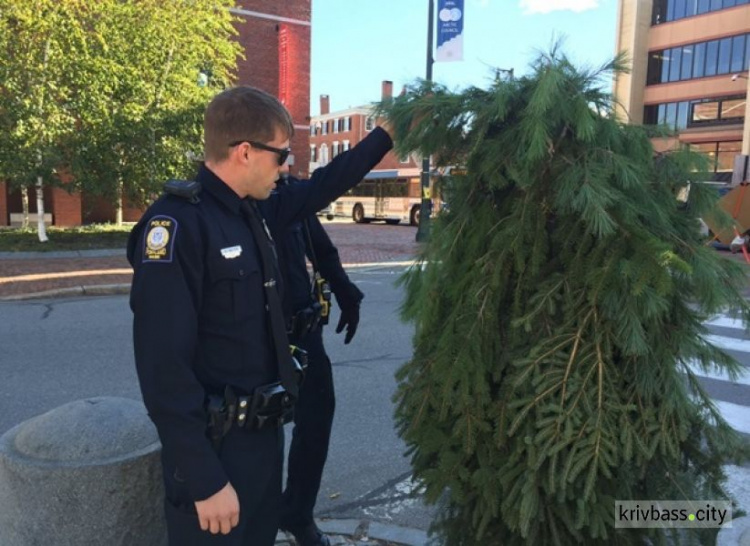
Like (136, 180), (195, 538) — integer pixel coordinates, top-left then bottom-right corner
(310, 0), (619, 114)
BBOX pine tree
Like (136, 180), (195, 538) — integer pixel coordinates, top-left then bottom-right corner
(380, 49), (750, 545)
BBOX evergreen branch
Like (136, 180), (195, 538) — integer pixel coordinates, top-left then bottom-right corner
(596, 339), (604, 411)
(563, 351), (598, 420)
(559, 309), (593, 412)
(508, 380), (564, 436)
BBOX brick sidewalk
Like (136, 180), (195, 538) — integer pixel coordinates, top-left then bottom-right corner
(0, 223), (420, 299)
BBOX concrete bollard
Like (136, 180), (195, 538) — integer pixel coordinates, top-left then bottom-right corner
(0, 397), (166, 546)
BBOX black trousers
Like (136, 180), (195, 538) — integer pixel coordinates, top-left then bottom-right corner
(162, 425), (284, 546)
(281, 326), (336, 528)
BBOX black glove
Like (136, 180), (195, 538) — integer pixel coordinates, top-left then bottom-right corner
(334, 284), (364, 344)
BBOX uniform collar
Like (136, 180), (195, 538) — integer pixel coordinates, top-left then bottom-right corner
(196, 163), (246, 215)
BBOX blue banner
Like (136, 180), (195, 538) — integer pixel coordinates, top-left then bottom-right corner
(435, 0), (464, 62)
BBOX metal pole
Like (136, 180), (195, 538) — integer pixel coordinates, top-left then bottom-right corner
(416, 0), (434, 243)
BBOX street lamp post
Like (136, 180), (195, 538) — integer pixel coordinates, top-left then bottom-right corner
(416, 0), (435, 243)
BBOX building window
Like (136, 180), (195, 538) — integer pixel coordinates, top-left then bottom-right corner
(691, 95), (746, 124)
(342, 140), (350, 152)
(345, 117), (351, 131)
(321, 121), (327, 135)
(333, 118), (339, 133)
(319, 144), (329, 165)
(721, 98), (746, 119)
(644, 95), (745, 130)
(310, 145), (316, 162)
(332, 141), (339, 157)
(692, 101), (720, 123)
(731, 35), (747, 73)
(693, 42), (706, 78)
(690, 141), (742, 172)
(365, 116), (375, 131)
(646, 33), (750, 85)
(652, 0), (748, 24)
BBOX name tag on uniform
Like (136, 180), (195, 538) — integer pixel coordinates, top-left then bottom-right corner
(221, 245), (242, 259)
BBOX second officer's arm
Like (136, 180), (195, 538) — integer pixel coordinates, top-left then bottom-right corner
(305, 215), (364, 343)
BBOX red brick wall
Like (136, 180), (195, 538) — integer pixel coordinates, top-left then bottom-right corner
(50, 186), (82, 226)
(0, 181), (8, 226)
(232, 1), (311, 178)
(82, 194), (144, 224)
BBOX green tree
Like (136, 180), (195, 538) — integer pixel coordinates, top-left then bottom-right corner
(0, 0), (85, 239)
(66, 0), (240, 223)
(0, 0), (240, 237)
(382, 50), (749, 545)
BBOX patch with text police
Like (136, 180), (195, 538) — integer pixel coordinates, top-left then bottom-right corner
(143, 215), (178, 262)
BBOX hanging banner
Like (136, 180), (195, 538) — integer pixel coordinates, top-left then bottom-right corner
(435, 0), (464, 63)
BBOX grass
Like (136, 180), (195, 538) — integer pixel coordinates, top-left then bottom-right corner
(0, 224), (134, 252)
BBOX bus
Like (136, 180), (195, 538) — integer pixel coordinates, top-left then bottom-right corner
(332, 169), (424, 225)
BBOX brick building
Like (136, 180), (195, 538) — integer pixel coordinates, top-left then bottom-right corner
(0, 0), (311, 226)
(615, 0), (750, 180)
(309, 80), (419, 175)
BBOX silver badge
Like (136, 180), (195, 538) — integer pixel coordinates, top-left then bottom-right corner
(221, 245), (242, 259)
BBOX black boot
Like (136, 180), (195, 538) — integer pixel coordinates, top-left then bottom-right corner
(280, 522), (331, 546)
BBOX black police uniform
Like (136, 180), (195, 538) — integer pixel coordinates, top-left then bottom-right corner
(262, 196), (364, 545)
(127, 127), (392, 546)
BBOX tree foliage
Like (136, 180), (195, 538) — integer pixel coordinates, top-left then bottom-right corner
(0, 0), (240, 218)
(0, 0), (82, 187)
(381, 50), (750, 545)
(66, 0), (240, 210)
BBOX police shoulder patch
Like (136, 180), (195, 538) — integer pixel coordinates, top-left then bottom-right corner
(143, 215), (178, 262)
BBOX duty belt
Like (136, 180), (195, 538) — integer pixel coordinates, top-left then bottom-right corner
(206, 384), (295, 449)
(205, 348), (307, 449)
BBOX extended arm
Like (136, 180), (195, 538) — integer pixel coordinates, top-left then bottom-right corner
(264, 126), (393, 232)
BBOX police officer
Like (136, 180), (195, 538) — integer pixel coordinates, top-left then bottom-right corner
(262, 182), (365, 546)
(128, 85), (392, 546)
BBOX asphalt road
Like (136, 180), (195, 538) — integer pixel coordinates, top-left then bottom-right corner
(0, 266), (436, 531)
(2, 264), (750, 530)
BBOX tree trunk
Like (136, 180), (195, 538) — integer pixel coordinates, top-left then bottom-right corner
(35, 36), (51, 243)
(20, 187), (30, 229)
(116, 178), (123, 226)
(36, 175), (48, 243)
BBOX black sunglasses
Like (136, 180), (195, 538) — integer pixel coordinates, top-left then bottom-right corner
(229, 140), (291, 166)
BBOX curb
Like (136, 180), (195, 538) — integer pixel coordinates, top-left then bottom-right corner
(717, 516), (750, 546)
(301, 519), (428, 546)
(0, 249), (126, 260)
(0, 263), (417, 302)
(0, 283), (130, 301)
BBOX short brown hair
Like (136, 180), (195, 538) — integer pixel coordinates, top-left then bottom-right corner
(203, 86), (294, 162)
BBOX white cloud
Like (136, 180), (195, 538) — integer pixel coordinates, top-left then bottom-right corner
(520, 0), (599, 14)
